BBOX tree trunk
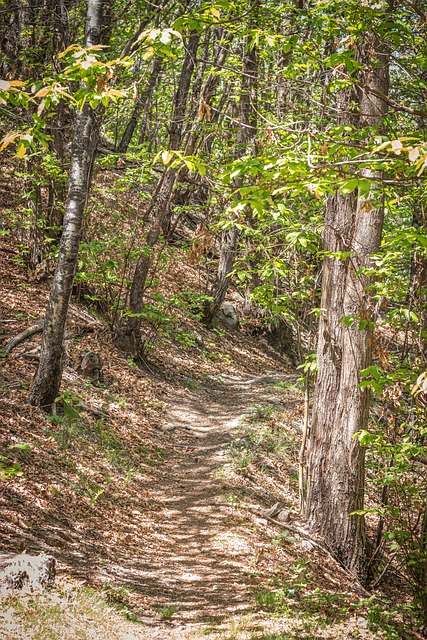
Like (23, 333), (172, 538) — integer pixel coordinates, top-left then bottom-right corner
(167, 30), (233, 227)
(121, 32), (200, 351)
(28, 0), (106, 411)
(117, 56), (162, 153)
(304, 33), (389, 579)
(203, 23), (258, 327)
(182, 29), (231, 157)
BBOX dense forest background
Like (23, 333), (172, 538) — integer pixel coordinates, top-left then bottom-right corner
(1, 0), (427, 638)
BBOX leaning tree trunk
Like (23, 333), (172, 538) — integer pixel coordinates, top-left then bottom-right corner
(182, 29), (232, 158)
(120, 31), (200, 352)
(117, 56), (162, 153)
(28, 0), (106, 411)
(304, 32), (389, 579)
(203, 21), (258, 327)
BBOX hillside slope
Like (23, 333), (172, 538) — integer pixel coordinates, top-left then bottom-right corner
(0, 214), (409, 639)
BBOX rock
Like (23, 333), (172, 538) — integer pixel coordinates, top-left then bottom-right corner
(217, 302), (239, 329)
(0, 553), (55, 593)
(194, 332), (205, 349)
(265, 502), (281, 518)
(276, 509), (290, 523)
(267, 397), (282, 405)
(357, 617), (369, 629)
(301, 539), (316, 551)
(246, 376), (277, 386)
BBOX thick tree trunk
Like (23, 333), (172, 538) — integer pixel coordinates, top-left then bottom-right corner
(304, 34), (389, 579)
(204, 225), (240, 326)
(28, 0), (105, 411)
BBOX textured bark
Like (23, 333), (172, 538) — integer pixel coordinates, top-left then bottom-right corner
(304, 34), (389, 579)
(122, 32), (200, 350)
(28, 0), (106, 411)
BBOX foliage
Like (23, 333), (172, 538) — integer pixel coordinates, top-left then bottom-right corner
(158, 605), (179, 620)
(0, 442), (32, 479)
(1, 0), (427, 632)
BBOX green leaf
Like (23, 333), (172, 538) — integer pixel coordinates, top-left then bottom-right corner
(341, 315), (356, 327)
(340, 179), (359, 194)
(8, 443), (32, 452)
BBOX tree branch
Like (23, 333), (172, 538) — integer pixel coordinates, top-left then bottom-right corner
(4, 320), (44, 354)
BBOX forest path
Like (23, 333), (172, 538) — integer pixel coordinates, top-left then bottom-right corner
(129, 371), (293, 637)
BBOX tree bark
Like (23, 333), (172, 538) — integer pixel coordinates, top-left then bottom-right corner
(304, 32), (389, 579)
(203, 23), (258, 327)
(121, 32), (200, 351)
(182, 29), (231, 157)
(28, 0), (106, 411)
(117, 56), (162, 153)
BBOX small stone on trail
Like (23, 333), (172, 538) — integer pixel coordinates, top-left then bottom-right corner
(301, 539), (316, 551)
(357, 617), (369, 629)
(206, 374), (224, 384)
(194, 332), (205, 349)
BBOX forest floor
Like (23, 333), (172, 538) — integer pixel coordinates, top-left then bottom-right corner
(0, 206), (411, 639)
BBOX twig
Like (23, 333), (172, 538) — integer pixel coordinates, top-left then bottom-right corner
(0, 245), (18, 255)
(404, 0), (427, 22)
(367, 86), (427, 116)
(369, 552), (397, 590)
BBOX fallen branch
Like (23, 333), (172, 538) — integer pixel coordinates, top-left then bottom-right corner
(4, 320), (44, 354)
(0, 245), (18, 255)
(79, 401), (110, 419)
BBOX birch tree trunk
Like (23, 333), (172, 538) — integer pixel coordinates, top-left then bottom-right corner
(28, 0), (106, 411)
(304, 32), (389, 579)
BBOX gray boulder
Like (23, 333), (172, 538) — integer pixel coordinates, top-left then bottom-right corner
(0, 553), (55, 593)
(218, 302), (239, 329)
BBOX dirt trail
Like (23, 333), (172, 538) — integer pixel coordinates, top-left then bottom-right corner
(131, 372), (292, 634)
